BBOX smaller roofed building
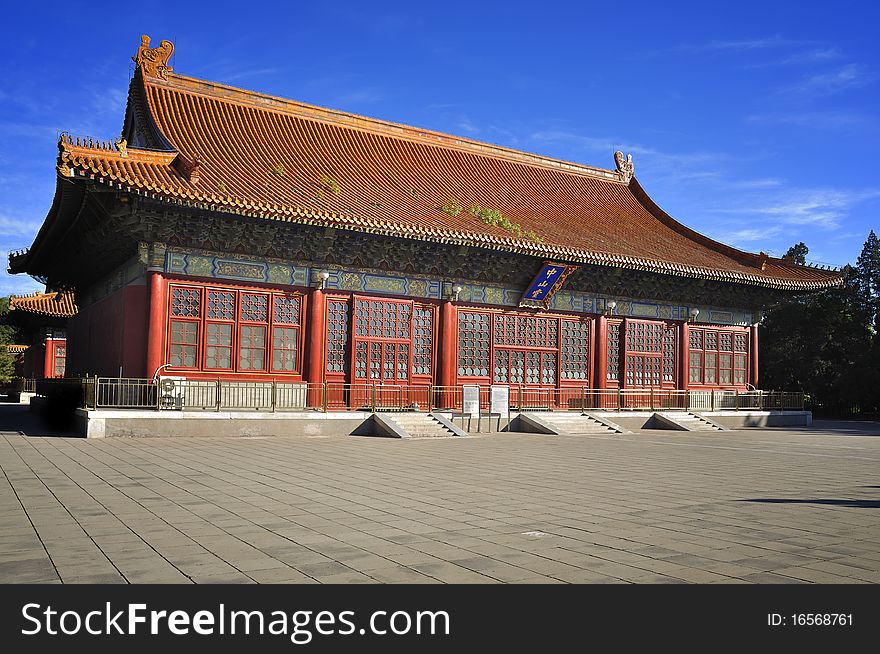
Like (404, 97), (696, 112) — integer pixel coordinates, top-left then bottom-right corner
(7, 36), (841, 404)
(5, 291), (77, 378)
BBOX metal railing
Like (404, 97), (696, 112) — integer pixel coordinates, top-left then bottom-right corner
(32, 377), (805, 414)
(94, 377), (156, 409)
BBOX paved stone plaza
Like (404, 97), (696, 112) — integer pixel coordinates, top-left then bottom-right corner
(1, 407), (878, 584)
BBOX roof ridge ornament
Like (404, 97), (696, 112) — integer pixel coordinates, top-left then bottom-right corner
(757, 251), (769, 271)
(614, 151), (634, 182)
(133, 35), (174, 80)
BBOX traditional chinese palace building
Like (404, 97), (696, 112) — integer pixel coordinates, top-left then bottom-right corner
(8, 36), (841, 402)
(5, 291), (76, 378)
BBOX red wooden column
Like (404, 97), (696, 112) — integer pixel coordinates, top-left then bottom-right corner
(145, 271), (167, 379)
(306, 288), (326, 406)
(680, 321), (690, 390)
(595, 314), (607, 390)
(750, 323), (759, 388)
(439, 300), (457, 407)
(42, 335), (54, 378)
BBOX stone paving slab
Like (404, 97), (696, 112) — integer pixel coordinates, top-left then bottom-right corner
(1, 412), (878, 584)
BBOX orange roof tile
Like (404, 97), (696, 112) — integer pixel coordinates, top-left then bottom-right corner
(52, 36), (842, 292)
(9, 291), (77, 318)
(4, 344), (28, 354)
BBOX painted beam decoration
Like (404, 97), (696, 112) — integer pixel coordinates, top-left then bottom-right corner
(519, 261), (578, 309)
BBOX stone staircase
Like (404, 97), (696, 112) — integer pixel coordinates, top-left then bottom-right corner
(384, 413), (464, 438)
(532, 412), (622, 435)
(656, 411), (727, 431)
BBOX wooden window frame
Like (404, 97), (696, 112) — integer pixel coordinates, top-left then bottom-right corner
(456, 308), (592, 388)
(351, 296), (416, 384)
(165, 283), (305, 377)
(687, 325), (750, 388)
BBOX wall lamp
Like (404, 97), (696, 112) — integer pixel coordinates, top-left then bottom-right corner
(318, 270), (330, 289)
(452, 284), (463, 301)
(605, 300), (617, 316)
(689, 308), (700, 323)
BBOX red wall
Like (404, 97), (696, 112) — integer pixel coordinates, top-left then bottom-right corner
(66, 282), (148, 377)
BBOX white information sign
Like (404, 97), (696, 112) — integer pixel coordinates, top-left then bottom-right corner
(462, 385), (481, 418)
(490, 385), (509, 415)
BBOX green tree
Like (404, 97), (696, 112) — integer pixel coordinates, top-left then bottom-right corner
(785, 242), (809, 265)
(855, 230), (880, 334)
(0, 297), (20, 384)
(761, 234), (879, 416)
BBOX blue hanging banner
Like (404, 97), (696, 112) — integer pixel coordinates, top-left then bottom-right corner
(519, 261), (578, 309)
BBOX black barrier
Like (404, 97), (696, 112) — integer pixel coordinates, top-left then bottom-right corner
(0, 584), (874, 651)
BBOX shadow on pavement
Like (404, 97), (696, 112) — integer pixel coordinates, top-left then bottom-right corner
(0, 403), (81, 438)
(740, 498), (880, 509)
(810, 420), (880, 436)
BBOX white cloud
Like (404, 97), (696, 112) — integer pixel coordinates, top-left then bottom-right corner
(711, 189), (880, 230)
(0, 213), (41, 237)
(720, 226), (784, 245)
(456, 116), (480, 136)
(746, 111), (871, 129)
(781, 64), (874, 97)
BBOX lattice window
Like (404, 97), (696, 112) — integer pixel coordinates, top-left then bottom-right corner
(561, 320), (590, 380)
(273, 295), (300, 324)
(171, 287), (200, 317)
(205, 323), (233, 369)
(369, 342), (382, 379)
(240, 293), (268, 322)
(494, 349), (509, 383)
(354, 341), (368, 379)
(719, 353), (733, 385)
(272, 327), (298, 372)
(705, 331), (718, 350)
(239, 325), (266, 370)
(169, 320), (198, 367)
(705, 352), (717, 384)
(168, 284), (304, 375)
(207, 290), (235, 320)
(627, 355), (661, 387)
(397, 305), (411, 339)
(383, 342), (395, 379)
(662, 327), (676, 384)
(734, 354), (747, 384)
(627, 321), (663, 353)
(525, 351), (541, 384)
(326, 300), (350, 374)
(689, 329), (703, 350)
(397, 343), (409, 380)
(510, 350), (525, 383)
(354, 299), (411, 340)
(689, 352), (703, 384)
(458, 312), (490, 376)
(494, 315), (558, 348)
(541, 352), (556, 385)
(607, 322), (621, 381)
(690, 328), (748, 386)
(411, 306), (433, 376)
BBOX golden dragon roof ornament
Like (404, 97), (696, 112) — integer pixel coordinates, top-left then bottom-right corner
(133, 34), (174, 80)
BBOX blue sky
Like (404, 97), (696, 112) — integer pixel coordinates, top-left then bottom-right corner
(1, 0), (877, 295)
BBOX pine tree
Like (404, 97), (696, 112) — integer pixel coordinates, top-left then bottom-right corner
(761, 233), (880, 416)
(785, 242), (809, 265)
(855, 230), (880, 334)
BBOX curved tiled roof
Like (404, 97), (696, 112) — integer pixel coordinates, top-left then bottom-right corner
(9, 291), (77, 318)
(52, 44), (842, 292)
